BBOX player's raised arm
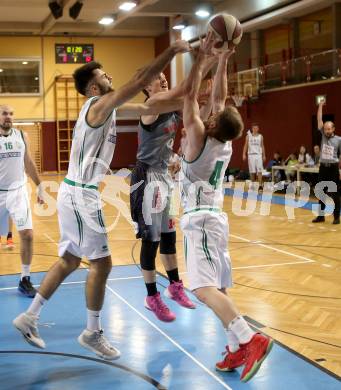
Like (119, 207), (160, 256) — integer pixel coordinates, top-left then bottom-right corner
(116, 98), (183, 118)
(183, 33), (216, 147)
(317, 98), (325, 130)
(212, 49), (235, 114)
(87, 40), (191, 126)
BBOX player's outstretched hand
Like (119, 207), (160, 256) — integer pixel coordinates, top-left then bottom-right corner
(199, 31), (216, 56)
(171, 40), (192, 54)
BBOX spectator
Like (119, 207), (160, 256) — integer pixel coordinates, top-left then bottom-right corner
(284, 153), (298, 182)
(267, 152), (284, 182)
(313, 145), (320, 165)
(298, 145), (313, 166)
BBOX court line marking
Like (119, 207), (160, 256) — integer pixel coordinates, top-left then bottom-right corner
(0, 275), (144, 292)
(14, 230), (233, 389)
(230, 233), (315, 264)
(104, 283), (233, 390)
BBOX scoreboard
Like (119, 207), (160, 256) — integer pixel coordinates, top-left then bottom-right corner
(55, 44), (94, 64)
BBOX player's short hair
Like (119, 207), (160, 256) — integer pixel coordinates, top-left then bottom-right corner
(73, 61), (102, 96)
(214, 106), (244, 142)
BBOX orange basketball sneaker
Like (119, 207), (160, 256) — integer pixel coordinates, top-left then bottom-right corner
(240, 333), (273, 382)
(6, 237), (14, 250)
(215, 346), (246, 372)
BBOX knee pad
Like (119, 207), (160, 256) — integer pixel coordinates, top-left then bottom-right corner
(160, 232), (176, 255)
(140, 240), (159, 271)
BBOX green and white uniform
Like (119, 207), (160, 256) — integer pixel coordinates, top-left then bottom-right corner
(180, 137), (232, 291)
(57, 96), (117, 260)
(247, 132), (263, 174)
(0, 128), (32, 234)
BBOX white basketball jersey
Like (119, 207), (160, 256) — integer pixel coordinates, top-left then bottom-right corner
(0, 128), (27, 191)
(248, 133), (262, 155)
(181, 137), (232, 212)
(66, 97), (117, 186)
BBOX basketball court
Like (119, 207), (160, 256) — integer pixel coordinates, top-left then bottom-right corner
(0, 0), (341, 388)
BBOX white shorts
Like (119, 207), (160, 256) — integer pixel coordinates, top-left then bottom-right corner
(0, 185), (32, 235)
(248, 154), (263, 174)
(57, 181), (110, 261)
(180, 210), (232, 291)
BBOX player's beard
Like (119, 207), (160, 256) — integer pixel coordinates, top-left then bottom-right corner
(0, 122), (11, 132)
(99, 84), (114, 95)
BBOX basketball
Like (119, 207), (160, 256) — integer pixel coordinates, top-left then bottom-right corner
(207, 13), (243, 52)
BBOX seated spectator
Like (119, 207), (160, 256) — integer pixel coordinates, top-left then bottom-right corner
(298, 145), (313, 166)
(313, 145), (320, 165)
(266, 152), (283, 169)
(267, 152), (284, 182)
(284, 153), (299, 181)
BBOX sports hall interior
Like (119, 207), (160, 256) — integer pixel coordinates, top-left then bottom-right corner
(0, 1), (340, 389)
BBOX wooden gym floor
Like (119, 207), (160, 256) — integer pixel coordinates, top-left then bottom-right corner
(1, 174), (340, 378)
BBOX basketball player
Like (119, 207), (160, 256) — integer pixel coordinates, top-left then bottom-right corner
(13, 40), (190, 360)
(242, 124), (266, 190)
(312, 99), (341, 224)
(130, 57), (219, 322)
(180, 33), (273, 382)
(0, 105), (44, 297)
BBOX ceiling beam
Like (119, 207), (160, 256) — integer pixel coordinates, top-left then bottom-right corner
(134, 12), (193, 17)
(110, 0), (160, 30)
(0, 22), (41, 33)
(40, 0), (75, 35)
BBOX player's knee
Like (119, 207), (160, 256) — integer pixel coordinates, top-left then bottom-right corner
(160, 232), (176, 255)
(140, 240), (159, 271)
(20, 229), (33, 242)
(90, 256), (112, 276)
(61, 251), (82, 270)
(193, 288), (209, 304)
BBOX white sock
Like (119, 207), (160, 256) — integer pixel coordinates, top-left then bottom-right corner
(87, 310), (101, 332)
(27, 293), (46, 317)
(228, 316), (255, 345)
(21, 264), (30, 280)
(225, 328), (240, 353)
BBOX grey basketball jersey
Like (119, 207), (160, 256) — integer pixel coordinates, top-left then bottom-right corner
(136, 112), (181, 172)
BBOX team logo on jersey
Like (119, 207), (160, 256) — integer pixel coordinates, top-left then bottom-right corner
(107, 134), (117, 144)
(164, 122), (178, 134)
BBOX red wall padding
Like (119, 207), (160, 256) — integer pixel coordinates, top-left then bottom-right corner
(230, 80), (341, 170)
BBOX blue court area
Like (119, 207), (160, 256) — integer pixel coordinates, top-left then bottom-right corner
(225, 187), (338, 214)
(0, 265), (339, 389)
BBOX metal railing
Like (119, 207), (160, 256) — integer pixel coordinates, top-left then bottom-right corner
(228, 49), (341, 98)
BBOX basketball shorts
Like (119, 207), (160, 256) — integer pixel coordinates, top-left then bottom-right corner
(248, 154), (263, 174)
(180, 210), (232, 291)
(0, 185), (32, 235)
(57, 181), (110, 260)
(142, 168), (176, 242)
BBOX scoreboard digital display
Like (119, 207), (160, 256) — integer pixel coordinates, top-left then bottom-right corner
(55, 44), (94, 64)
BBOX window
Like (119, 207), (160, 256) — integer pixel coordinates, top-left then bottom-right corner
(0, 58), (42, 95)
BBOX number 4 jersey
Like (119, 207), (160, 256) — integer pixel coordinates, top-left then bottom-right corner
(0, 128), (26, 191)
(181, 137), (232, 213)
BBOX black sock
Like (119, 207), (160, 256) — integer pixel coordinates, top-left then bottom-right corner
(7, 232), (12, 239)
(146, 282), (157, 296)
(166, 268), (180, 283)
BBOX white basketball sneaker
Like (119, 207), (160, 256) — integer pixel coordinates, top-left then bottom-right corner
(78, 329), (121, 360)
(13, 312), (46, 349)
